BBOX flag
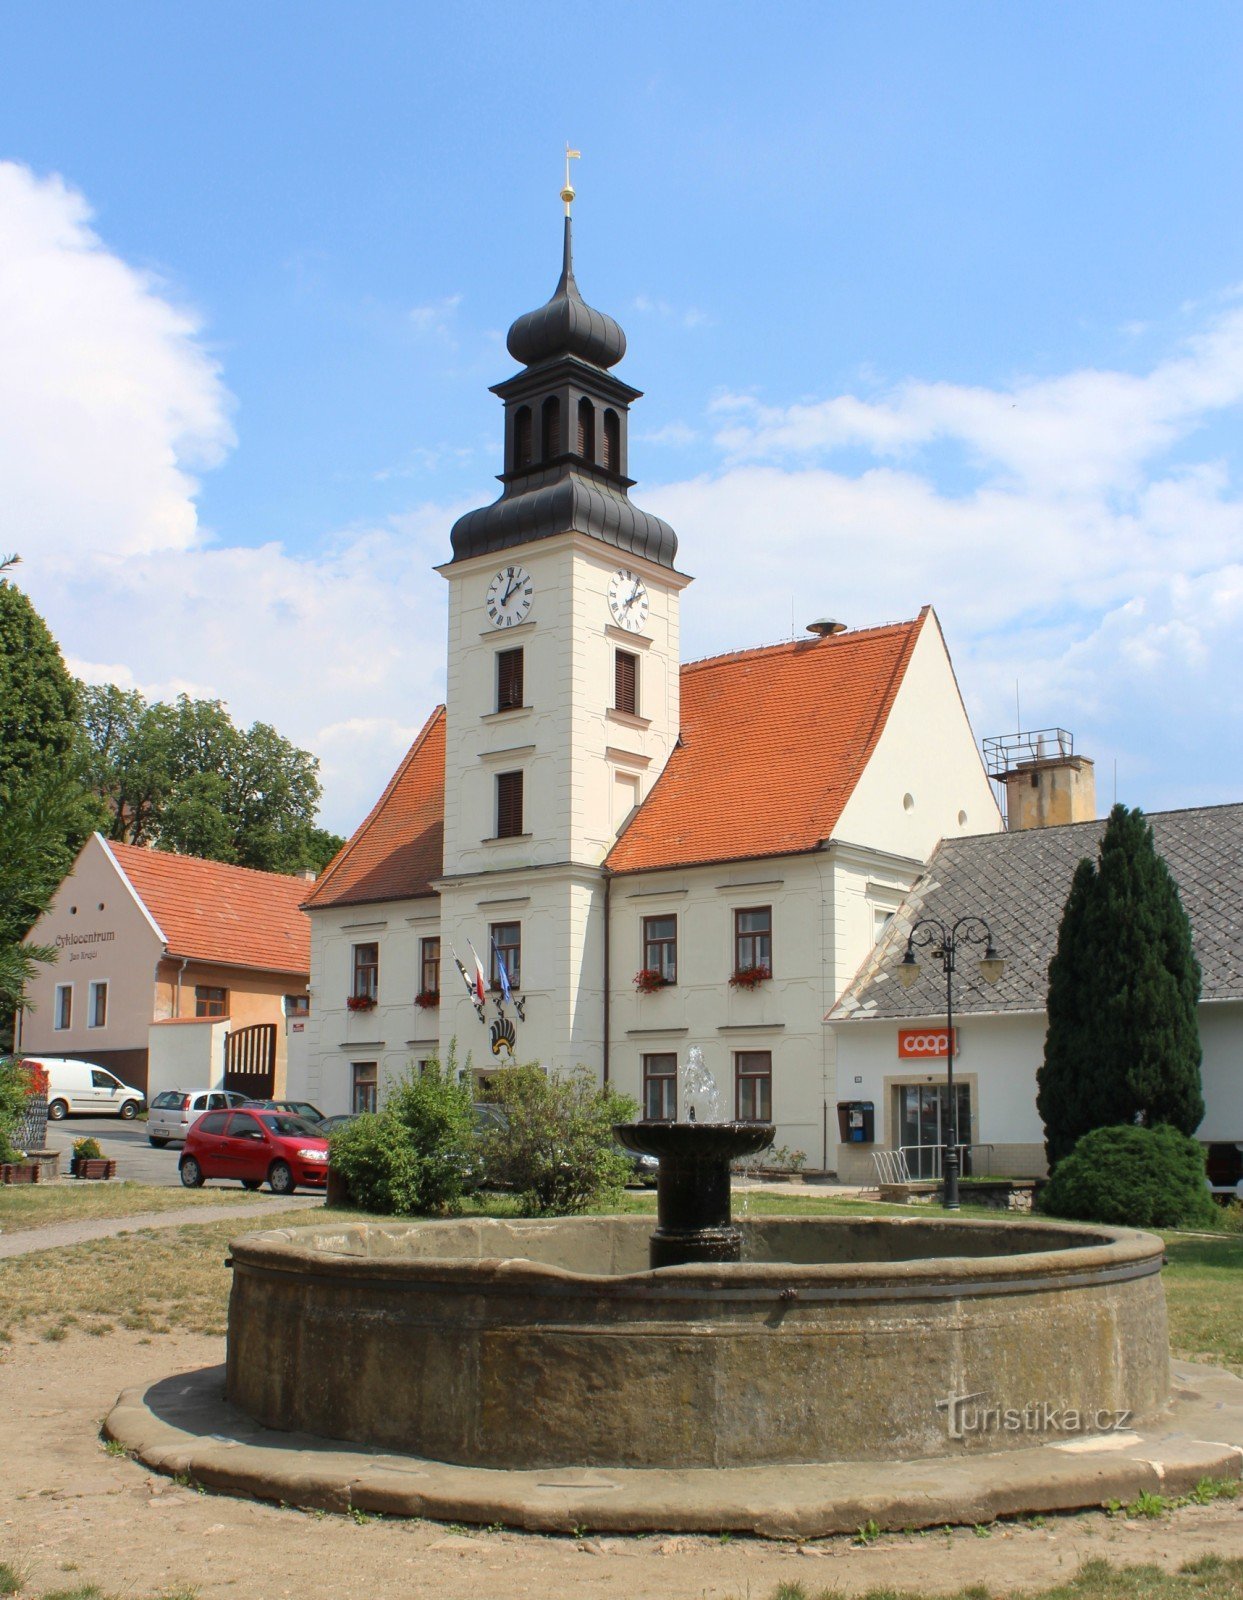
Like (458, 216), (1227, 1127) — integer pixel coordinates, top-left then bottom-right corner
(467, 940), (487, 1007)
(492, 935), (513, 1007)
(448, 945), (485, 1021)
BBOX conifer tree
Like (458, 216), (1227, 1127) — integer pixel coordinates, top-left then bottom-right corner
(1036, 804), (1204, 1167)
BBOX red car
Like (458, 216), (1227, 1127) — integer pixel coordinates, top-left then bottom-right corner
(179, 1108), (330, 1194)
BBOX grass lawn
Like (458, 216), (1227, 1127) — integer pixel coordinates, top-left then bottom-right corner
(762, 1556), (1243, 1599)
(0, 1181), (299, 1234)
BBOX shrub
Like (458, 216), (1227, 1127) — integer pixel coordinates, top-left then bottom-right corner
(73, 1137), (103, 1160)
(1039, 1123), (1219, 1229)
(328, 1054), (475, 1215)
(0, 1056), (29, 1162)
(479, 1063), (638, 1215)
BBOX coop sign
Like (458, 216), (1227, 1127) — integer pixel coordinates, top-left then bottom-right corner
(898, 1028), (957, 1059)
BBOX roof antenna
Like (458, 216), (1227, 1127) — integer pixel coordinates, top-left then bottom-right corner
(1015, 679), (1021, 735)
(561, 144), (580, 217)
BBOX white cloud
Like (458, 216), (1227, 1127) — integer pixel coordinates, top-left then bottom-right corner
(408, 293), (462, 338)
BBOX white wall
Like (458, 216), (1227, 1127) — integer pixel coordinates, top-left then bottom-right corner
(146, 1018), (230, 1098)
(1201, 1002), (1243, 1137)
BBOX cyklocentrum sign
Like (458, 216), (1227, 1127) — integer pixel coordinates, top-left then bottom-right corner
(897, 1028), (957, 1059)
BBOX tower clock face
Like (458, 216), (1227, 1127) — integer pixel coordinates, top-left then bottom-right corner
(486, 565), (534, 628)
(607, 569), (649, 632)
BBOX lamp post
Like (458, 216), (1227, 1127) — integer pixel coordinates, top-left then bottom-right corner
(897, 916), (1004, 1210)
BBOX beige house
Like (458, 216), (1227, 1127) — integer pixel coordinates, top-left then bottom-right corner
(19, 834), (311, 1097)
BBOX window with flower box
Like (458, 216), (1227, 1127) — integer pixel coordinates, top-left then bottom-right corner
(641, 914), (677, 984)
(419, 937), (441, 1000)
(733, 906), (772, 977)
(735, 1051), (772, 1122)
(642, 1053), (678, 1122)
(352, 943), (378, 1002)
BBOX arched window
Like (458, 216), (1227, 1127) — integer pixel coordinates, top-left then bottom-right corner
(541, 395), (561, 461)
(513, 406), (532, 471)
(577, 397), (595, 461)
(603, 409), (620, 473)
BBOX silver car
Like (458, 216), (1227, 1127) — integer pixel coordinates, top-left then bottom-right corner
(147, 1088), (248, 1147)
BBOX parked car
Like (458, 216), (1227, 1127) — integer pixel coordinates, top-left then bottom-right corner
(317, 1113), (359, 1136)
(241, 1098), (326, 1123)
(147, 1088), (249, 1147)
(179, 1108), (330, 1194)
(27, 1057), (146, 1122)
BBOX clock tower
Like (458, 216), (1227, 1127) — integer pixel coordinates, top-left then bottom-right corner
(435, 186), (690, 1077)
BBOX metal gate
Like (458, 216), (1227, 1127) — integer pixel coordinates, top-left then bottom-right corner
(224, 1023), (277, 1099)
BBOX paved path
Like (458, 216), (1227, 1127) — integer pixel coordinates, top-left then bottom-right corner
(0, 1194), (321, 1259)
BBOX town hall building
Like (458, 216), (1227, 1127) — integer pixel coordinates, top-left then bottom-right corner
(296, 198), (1003, 1171)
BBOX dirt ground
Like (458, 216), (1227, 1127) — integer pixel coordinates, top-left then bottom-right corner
(3, 1330), (1242, 1600)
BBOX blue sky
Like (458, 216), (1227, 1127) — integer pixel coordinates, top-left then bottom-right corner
(3, 2), (1243, 831)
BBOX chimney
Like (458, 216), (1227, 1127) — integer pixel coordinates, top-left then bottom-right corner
(984, 728), (1096, 831)
(805, 618), (847, 638)
(294, 867), (317, 882)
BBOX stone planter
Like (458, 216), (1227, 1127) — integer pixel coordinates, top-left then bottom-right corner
(71, 1157), (117, 1180)
(0, 1161), (41, 1184)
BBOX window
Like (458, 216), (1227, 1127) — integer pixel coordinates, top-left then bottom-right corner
(88, 980), (108, 1029)
(496, 770), (524, 838)
(603, 408), (620, 472)
(497, 647), (524, 711)
(577, 396), (595, 460)
(54, 984), (72, 1031)
(352, 1061), (378, 1114)
(420, 936), (441, 997)
(513, 405), (532, 470)
(195, 985), (228, 1018)
(734, 906), (772, 974)
(91, 1069), (119, 1090)
(198, 1111), (230, 1136)
(642, 915), (677, 983)
(736, 1051), (772, 1122)
(351, 943), (379, 1001)
(490, 922), (521, 990)
(615, 649), (638, 715)
(285, 993), (310, 1017)
(642, 1053), (678, 1121)
(541, 394), (561, 460)
(873, 909), (895, 944)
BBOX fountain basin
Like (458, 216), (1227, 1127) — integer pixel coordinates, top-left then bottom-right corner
(225, 1214), (1168, 1469)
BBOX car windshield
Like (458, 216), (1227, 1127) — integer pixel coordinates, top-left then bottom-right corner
(259, 1114), (319, 1138)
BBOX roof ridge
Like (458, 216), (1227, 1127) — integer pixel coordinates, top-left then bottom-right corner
(303, 706), (446, 910)
(678, 615), (922, 676)
(107, 837), (313, 888)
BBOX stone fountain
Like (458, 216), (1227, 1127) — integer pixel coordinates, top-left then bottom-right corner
(103, 1044), (1243, 1536)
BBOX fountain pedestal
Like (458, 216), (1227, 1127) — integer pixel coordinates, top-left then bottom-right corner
(614, 1121), (775, 1268)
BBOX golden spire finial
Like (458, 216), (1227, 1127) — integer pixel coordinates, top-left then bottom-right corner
(561, 145), (581, 216)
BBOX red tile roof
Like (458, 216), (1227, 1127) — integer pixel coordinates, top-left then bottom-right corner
(302, 708), (446, 912)
(606, 611), (929, 874)
(106, 840), (311, 975)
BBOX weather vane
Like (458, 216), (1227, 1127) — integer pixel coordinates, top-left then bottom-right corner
(561, 144), (581, 216)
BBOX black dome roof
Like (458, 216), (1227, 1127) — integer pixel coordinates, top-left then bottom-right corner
(506, 218), (626, 370)
(450, 471), (677, 567)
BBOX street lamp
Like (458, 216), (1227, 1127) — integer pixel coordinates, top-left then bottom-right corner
(897, 915), (1005, 1210)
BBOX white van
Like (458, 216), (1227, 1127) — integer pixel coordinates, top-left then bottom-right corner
(27, 1057), (146, 1121)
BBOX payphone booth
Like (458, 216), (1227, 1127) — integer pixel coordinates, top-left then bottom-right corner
(836, 1100), (875, 1144)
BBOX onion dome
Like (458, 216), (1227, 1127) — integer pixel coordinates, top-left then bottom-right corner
(506, 218), (626, 370)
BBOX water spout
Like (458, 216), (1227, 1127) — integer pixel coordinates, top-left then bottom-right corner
(680, 1046), (723, 1123)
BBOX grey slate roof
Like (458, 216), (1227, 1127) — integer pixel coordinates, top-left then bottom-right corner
(830, 804), (1243, 1023)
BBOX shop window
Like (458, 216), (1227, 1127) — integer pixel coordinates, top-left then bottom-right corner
(642, 914), (677, 983)
(351, 943), (378, 1002)
(734, 906), (772, 974)
(88, 980), (108, 1029)
(615, 649), (638, 715)
(195, 985), (227, 1018)
(490, 921), (521, 990)
(642, 1053), (678, 1121)
(496, 770), (524, 838)
(54, 983), (72, 1031)
(352, 1061), (378, 1114)
(497, 647), (524, 711)
(735, 1051), (772, 1123)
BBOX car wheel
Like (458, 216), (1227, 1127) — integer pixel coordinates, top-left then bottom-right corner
(119, 1100), (139, 1120)
(180, 1156), (204, 1188)
(47, 1099), (68, 1121)
(268, 1161), (295, 1196)
(148, 1136), (169, 1149)
(241, 1179), (261, 1191)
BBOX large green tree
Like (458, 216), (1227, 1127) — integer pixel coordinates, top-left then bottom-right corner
(80, 685), (343, 874)
(0, 572), (82, 801)
(1036, 804), (1204, 1168)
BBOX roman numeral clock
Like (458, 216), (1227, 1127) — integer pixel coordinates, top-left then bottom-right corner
(486, 565), (534, 628)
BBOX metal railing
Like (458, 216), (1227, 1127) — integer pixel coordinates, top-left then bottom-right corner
(873, 1144), (995, 1184)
